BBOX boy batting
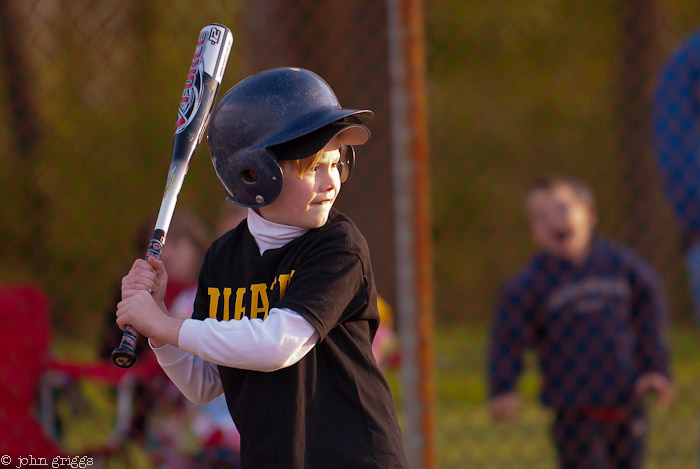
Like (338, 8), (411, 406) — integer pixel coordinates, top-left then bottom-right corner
(116, 67), (408, 468)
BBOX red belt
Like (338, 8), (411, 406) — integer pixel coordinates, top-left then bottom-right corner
(579, 407), (629, 423)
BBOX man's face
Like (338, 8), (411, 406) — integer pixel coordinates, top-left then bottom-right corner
(526, 184), (596, 262)
(257, 149), (342, 229)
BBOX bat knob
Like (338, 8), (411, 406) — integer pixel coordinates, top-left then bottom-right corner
(111, 347), (137, 368)
(112, 325), (139, 368)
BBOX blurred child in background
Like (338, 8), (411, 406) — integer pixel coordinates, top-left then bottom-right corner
(487, 176), (673, 469)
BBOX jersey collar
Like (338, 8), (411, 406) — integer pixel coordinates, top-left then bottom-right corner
(247, 208), (309, 255)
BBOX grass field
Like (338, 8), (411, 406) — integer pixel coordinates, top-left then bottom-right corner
(405, 322), (700, 468)
(53, 322), (700, 468)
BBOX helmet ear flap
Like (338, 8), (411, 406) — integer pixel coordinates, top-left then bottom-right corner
(337, 145), (356, 184)
(215, 148), (283, 207)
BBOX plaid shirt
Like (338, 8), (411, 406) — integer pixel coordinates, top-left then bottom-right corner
(488, 238), (670, 409)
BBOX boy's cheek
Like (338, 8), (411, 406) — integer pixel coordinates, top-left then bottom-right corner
(530, 227), (551, 249)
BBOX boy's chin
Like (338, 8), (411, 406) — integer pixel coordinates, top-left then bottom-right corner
(555, 246), (588, 263)
(298, 213), (330, 229)
(539, 241), (583, 261)
(311, 214), (330, 228)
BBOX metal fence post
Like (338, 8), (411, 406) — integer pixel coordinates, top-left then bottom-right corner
(388, 0), (436, 467)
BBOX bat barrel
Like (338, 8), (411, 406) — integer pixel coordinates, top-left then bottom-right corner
(111, 24), (232, 368)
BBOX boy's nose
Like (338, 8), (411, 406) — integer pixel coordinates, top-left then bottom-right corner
(320, 168), (339, 191)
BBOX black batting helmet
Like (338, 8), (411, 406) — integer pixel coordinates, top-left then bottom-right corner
(207, 67), (374, 207)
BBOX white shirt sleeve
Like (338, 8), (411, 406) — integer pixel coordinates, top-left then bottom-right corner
(178, 307), (319, 372)
(150, 341), (224, 405)
(150, 307), (319, 404)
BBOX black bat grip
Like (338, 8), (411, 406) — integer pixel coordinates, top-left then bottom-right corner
(112, 229), (166, 368)
(112, 325), (139, 368)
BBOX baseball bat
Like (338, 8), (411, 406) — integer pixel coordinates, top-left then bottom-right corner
(112, 24), (233, 368)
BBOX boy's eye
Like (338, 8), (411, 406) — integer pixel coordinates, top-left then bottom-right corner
(311, 162), (339, 171)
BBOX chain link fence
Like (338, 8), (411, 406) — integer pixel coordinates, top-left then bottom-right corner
(2, 0), (700, 467)
(429, 1), (700, 468)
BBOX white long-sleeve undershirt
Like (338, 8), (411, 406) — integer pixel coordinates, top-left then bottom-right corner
(150, 208), (319, 405)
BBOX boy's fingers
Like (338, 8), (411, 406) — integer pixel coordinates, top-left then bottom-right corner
(490, 393), (519, 420)
(147, 255), (168, 279)
(116, 291), (153, 322)
(130, 259), (159, 279)
(122, 276), (158, 295)
(656, 382), (674, 409)
(122, 271), (157, 283)
(129, 264), (159, 281)
(146, 255), (163, 268)
(132, 258), (154, 271)
(634, 379), (647, 396)
(122, 259), (160, 288)
(116, 296), (136, 316)
(635, 373), (674, 409)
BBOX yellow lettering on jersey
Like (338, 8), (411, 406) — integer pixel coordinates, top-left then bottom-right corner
(207, 287), (220, 319)
(222, 288), (232, 321)
(278, 270), (295, 299)
(250, 283), (269, 319)
(234, 287), (246, 320)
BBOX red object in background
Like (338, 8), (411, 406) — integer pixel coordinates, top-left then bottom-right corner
(0, 283), (157, 458)
(0, 284), (62, 458)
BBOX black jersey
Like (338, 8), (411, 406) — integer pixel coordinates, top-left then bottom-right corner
(192, 209), (408, 468)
